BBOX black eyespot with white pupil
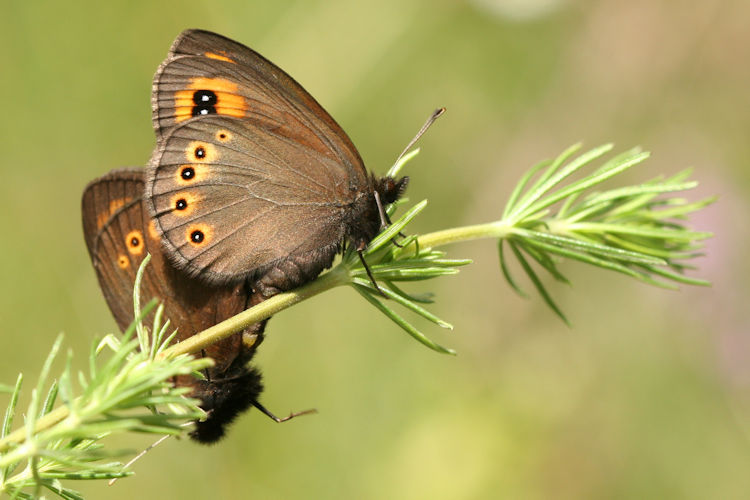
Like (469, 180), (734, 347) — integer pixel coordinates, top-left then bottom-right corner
(193, 90), (217, 105)
(175, 198), (188, 210)
(130, 236), (140, 247)
(191, 230), (205, 243)
(195, 147), (206, 159)
(192, 90), (217, 117)
(181, 167), (195, 180)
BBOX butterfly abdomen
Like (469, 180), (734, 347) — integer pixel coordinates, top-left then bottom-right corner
(254, 242), (340, 298)
(189, 366), (265, 444)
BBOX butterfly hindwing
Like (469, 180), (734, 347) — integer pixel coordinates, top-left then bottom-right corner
(82, 169), (153, 329)
(146, 115), (357, 283)
(82, 168), (257, 377)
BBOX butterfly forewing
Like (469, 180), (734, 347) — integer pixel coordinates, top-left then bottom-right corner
(151, 29), (366, 184)
(146, 29), (405, 291)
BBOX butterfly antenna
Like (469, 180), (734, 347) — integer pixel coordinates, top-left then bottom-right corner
(253, 400), (318, 423)
(395, 107), (446, 164)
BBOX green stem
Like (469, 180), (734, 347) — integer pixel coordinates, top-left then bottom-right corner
(166, 221), (512, 359)
(160, 266), (349, 359)
(417, 221), (513, 248)
(0, 406), (69, 453)
(0, 210), (704, 453)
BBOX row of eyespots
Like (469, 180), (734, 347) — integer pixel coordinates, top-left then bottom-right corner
(169, 191), (207, 246)
(174, 137), (234, 249)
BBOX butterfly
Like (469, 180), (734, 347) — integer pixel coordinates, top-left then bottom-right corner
(144, 29), (407, 296)
(82, 168), (282, 443)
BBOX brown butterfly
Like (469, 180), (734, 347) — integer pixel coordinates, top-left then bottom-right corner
(144, 29), (407, 296)
(82, 168), (301, 443)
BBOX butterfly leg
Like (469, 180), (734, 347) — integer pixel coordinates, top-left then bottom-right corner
(199, 348), (213, 382)
(252, 400), (317, 422)
(373, 191), (406, 247)
(357, 248), (387, 297)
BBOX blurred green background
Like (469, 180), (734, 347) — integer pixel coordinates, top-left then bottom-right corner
(1, 0), (748, 498)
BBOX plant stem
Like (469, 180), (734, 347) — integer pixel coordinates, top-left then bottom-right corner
(160, 266), (350, 359)
(416, 221), (514, 248)
(166, 222), (514, 359)
(0, 201), (707, 452)
(161, 221), (513, 360)
(3, 223), (501, 453)
(0, 406), (69, 453)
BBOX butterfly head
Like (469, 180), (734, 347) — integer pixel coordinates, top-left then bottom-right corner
(345, 175), (408, 252)
(375, 175), (409, 206)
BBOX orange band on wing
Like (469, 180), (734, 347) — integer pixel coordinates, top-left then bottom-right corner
(97, 197), (131, 228)
(205, 52), (235, 63)
(174, 77), (248, 123)
(148, 220), (161, 241)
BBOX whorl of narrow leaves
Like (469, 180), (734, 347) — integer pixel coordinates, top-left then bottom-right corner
(0, 256), (209, 499)
(498, 144), (713, 323)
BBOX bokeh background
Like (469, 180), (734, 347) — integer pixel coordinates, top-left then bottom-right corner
(1, 0), (748, 498)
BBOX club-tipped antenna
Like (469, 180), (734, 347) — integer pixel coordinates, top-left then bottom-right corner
(395, 107), (446, 164)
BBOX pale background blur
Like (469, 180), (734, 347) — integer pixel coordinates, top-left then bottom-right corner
(1, 0), (748, 498)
